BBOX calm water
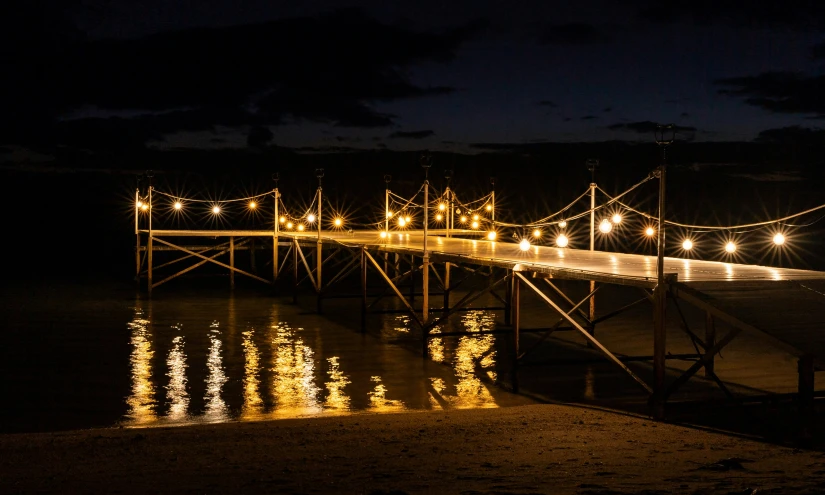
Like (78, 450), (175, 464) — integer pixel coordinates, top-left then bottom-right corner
(0, 281), (532, 433)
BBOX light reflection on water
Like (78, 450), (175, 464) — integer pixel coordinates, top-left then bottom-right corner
(122, 300), (523, 428)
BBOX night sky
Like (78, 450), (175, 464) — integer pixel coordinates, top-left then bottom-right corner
(4, 0), (825, 154)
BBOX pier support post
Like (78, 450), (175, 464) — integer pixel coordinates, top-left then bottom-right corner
(293, 238), (299, 304)
(704, 311), (716, 378)
(361, 247), (367, 332)
(136, 233), (141, 285)
(798, 354), (815, 441)
(504, 270), (512, 325)
(443, 262), (450, 313)
(229, 236), (235, 290)
(147, 235), (153, 294)
(512, 273), (520, 392)
(273, 187), (279, 282)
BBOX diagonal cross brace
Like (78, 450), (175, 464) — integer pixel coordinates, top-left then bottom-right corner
(152, 237), (270, 285)
(151, 240), (247, 289)
(294, 241), (319, 292)
(515, 272), (653, 394)
(363, 249), (423, 329)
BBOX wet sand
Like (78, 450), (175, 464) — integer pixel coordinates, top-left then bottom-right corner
(2, 404), (824, 494)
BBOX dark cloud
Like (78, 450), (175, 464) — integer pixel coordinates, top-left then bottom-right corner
(563, 117), (572, 122)
(680, 112), (690, 118)
(813, 42), (825, 59)
(247, 126), (274, 148)
(715, 71), (825, 118)
(602, 107), (612, 113)
(389, 130), (435, 139)
(580, 115), (598, 120)
(754, 125), (825, 145)
(2, 9), (474, 150)
(536, 23), (610, 45)
(638, 1), (825, 31)
(536, 100), (557, 107)
(607, 121), (697, 134)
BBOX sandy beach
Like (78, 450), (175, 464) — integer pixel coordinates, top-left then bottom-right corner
(2, 404), (823, 494)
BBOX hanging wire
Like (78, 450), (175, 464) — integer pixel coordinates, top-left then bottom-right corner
(153, 189), (275, 203)
(526, 187), (593, 226)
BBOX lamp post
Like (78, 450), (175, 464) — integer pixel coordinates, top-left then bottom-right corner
(586, 159), (598, 335)
(316, 168), (324, 313)
(273, 173), (280, 282)
(421, 153), (432, 323)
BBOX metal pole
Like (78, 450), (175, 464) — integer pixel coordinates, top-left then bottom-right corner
(361, 247), (367, 332)
(274, 188), (279, 281)
(316, 173), (323, 313)
(385, 185), (389, 273)
(704, 311), (716, 378)
(147, 186), (153, 295)
(589, 182), (596, 332)
(421, 155), (431, 323)
(653, 125), (672, 419)
(512, 273), (520, 392)
(229, 236), (235, 289)
(135, 189), (140, 284)
(293, 238), (299, 304)
(490, 181), (495, 226)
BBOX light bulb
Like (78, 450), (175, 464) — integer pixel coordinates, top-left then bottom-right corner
(519, 239), (531, 251)
(473, 214), (479, 221)
(379, 231), (387, 239)
(298, 224), (305, 231)
(725, 241), (736, 253)
(455, 209), (461, 215)
(486, 204), (492, 212)
(334, 218), (342, 227)
(532, 229), (541, 238)
(398, 218), (406, 227)
(286, 222), (293, 229)
(612, 213), (622, 224)
(682, 239), (693, 250)
(212, 206), (220, 214)
(558, 220), (567, 228)
(307, 214), (315, 223)
(279, 216), (286, 223)
(599, 219), (612, 233)
(249, 201), (256, 209)
(773, 233), (785, 246)
(438, 203), (446, 211)
(645, 227), (655, 236)
(174, 201), (182, 210)
(471, 221), (479, 229)
(487, 231), (496, 241)
(556, 234), (569, 248)
(460, 216), (467, 223)
(405, 216), (411, 223)
(386, 211), (393, 218)
(435, 214), (443, 221)
(136, 201), (143, 208)
(141, 204), (149, 211)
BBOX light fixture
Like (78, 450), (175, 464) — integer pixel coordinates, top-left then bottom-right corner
(487, 231), (496, 241)
(645, 227), (655, 236)
(298, 224), (305, 231)
(249, 201), (256, 209)
(558, 220), (567, 228)
(599, 219), (612, 233)
(460, 216), (468, 223)
(533, 229), (542, 238)
(386, 211), (393, 218)
(334, 218), (342, 227)
(612, 213), (622, 224)
(438, 203), (446, 211)
(486, 204), (492, 212)
(725, 241), (736, 253)
(471, 221), (479, 229)
(141, 204), (149, 211)
(306, 213), (316, 223)
(473, 214), (480, 221)
(455, 209), (461, 215)
(405, 215), (411, 223)
(519, 239), (531, 251)
(435, 213), (443, 221)
(556, 234), (569, 248)
(286, 221), (293, 229)
(212, 206), (220, 214)
(279, 216), (286, 223)
(380, 231), (388, 238)
(682, 239), (694, 250)
(136, 201), (143, 208)
(773, 233), (786, 246)
(174, 201), (182, 210)
(398, 218), (407, 227)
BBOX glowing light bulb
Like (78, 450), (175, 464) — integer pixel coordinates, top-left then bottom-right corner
(471, 221), (479, 229)
(519, 239), (531, 251)
(487, 231), (497, 241)
(249, 201), (256, 209)
(558, 220), (567, 228)
(286, 222), (293, 229)
(556, 234), (569, 248)
(645, 227), (655, 237)
(473, 214), (480, 221)
(298, 224), (305, 231)
(141, 204), (149, 211)
(773, 233), (786, 246)
(174, 201), (182, 210)
(486, 204), (492, 212)
(725, 241), (736, 253)
(279, 216), (286, 223)
(612, 213), (622, 224)
(682, 239), (693, 250)
(386, 211), (393, 218)
(334, 218), (342, 227)
(307, 214), (315, 223)
(438, 203), (446, 211)
(380, 231), (388, 239)
(533, 229), (542, 238)
(398, 218), (407, 227)
(460, 216), (467, 223)
(599, 219), (612, 233)
(455, 209), (461, 215)
(212, 206), (220, 214)
(136, 201), (143, 208)
(405, 216), (411, 223)
(435, 214), (443, 221)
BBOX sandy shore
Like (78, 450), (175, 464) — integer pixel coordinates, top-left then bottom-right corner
(1, 404), (823, 494)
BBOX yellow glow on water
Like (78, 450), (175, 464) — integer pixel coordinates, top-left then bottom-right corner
(324, 357), (351, 411)
(204, 322), (228, 422)
(165, 333), (189, 421)
(270, 323), (321, 417)
(368, 376), (405, 412)
(241, 330), (263, 418)
(125, 310), (157, 424)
